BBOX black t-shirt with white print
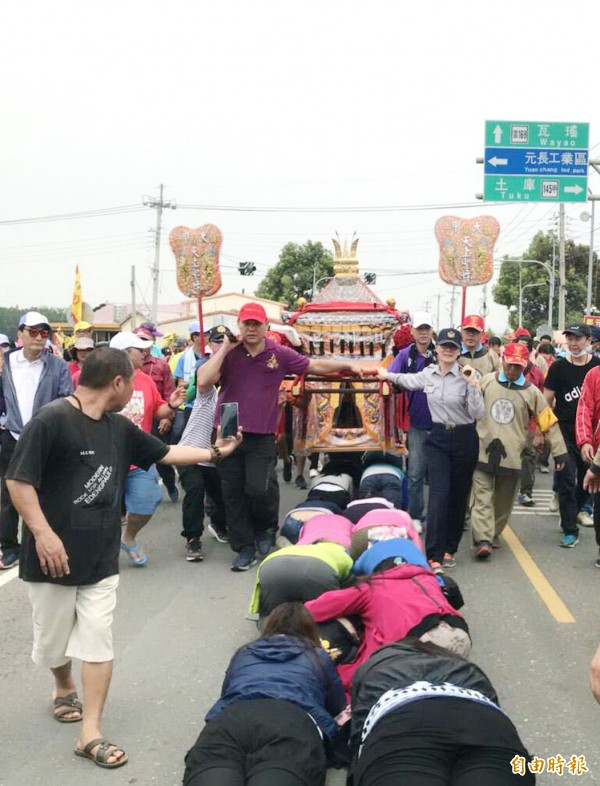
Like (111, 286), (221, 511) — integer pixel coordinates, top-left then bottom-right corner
(7, 399), (169, 585)
(544, 355), (600, 426)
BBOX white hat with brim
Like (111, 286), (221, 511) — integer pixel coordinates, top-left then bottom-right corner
(412, 311), (435, 329)
(110, 332), (153, 351)
(0, 334), (9, 345)
(19, 311), (50, 329)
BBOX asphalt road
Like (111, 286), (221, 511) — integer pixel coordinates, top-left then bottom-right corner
(1, 469), (600, 785)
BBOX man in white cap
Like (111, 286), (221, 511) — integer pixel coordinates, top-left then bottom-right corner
(386, 311), (436, 531)
(0, 312), (72, 569)
(109, 332), (186, 566)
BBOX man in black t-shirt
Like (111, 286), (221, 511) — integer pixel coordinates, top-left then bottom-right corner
(5, 348), (241, 770)
(544, 325), (600, 548)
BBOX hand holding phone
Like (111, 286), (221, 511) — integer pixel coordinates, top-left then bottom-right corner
(220, 402), (239, 439)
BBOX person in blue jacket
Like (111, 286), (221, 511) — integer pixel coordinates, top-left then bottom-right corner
(183, 602), (346, 786)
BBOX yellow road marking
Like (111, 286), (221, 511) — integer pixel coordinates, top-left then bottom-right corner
(503, 525), (575, 624)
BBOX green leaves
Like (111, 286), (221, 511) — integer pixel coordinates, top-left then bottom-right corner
(492, 231), (595, 330)
(255, 241), (334, 307)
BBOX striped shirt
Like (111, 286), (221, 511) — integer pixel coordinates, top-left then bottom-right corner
(179, 387), (217, 467)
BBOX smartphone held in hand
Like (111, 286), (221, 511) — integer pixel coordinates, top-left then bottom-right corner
(220, 402), (239, 438)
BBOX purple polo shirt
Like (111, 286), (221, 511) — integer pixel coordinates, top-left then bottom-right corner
(215, 339), (310, 434)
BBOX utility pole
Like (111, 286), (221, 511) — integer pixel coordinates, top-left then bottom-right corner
(586, 196), (595, 314)
(436, 292), (441, 329)
(449, 286), (456, 326)
(143, 184), (177, 323)
(131, 265), (137, 329)
(558, 203), (566, 331)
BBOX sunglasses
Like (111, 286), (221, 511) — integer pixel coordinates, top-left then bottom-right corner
(24, 327), (50, 339)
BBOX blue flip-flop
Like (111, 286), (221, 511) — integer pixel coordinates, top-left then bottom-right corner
(120, 541), (148, 567)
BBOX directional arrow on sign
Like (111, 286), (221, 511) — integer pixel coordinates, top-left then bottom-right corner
(564, 184), (584, 195)
(493, 125), (503, 144)
(488, 156), (508, 167)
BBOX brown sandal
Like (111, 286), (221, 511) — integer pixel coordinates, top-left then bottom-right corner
(75, 738), (128, 769)
(52, 692), (82, 723)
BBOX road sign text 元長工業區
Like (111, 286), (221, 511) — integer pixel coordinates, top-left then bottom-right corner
(483, 120), (589, 203)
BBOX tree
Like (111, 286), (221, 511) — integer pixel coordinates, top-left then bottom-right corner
(493, 231), (595, 331)
(0, 306), (67, 340)
(255, 241), (334, 308)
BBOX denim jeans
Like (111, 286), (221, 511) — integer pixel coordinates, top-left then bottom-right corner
(407, 426), (430, 520)
(359, 475), (404, 509)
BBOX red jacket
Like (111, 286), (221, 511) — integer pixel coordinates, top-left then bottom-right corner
(305, 564), (465, 695)
(576, 365), (600, 450)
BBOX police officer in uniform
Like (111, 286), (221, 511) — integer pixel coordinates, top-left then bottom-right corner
(379, 328), (484, 572)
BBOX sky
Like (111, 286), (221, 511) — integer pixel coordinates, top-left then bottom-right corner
(2, 0), (599, 334)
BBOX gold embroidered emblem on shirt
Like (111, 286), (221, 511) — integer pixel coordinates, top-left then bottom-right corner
(266, 353), (279, 369)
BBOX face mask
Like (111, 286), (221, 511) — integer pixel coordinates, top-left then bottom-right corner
(569, 349), (589, 358)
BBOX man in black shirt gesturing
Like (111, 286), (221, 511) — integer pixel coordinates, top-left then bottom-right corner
(544, 325), (600, 548)
(5, 348), (241, 770)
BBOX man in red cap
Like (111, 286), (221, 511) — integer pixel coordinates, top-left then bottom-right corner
(197, 301), (363, 571)
(470, 342), (567, 559)
(514, 326), (548, 376)
(459, 315), (501, 378)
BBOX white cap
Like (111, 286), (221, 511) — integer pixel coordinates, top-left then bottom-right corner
(19, 311), (50, 328)
(412, 311), (434, 329)
(0, 334), (9, 345)
(109, 331), (153, 351)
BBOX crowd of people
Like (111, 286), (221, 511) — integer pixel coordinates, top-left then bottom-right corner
(3, 304), (600, 781)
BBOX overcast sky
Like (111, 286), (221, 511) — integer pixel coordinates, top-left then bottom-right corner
(2, 0), (599, 333)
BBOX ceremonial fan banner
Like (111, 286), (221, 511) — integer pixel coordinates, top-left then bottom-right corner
(169, 224), (223, 298)
(434, 216), (499, 287)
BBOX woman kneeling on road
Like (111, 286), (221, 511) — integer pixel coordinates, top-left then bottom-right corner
(182, 602), (345, 786)
(349, 639), (535, 785)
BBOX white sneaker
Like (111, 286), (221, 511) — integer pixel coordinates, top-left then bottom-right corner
(577, 511), (594, 527)
(539, 465), (550, 474)
(412, 519), (423, 534)
(309, 469), (319, 478)
(548, 493), (559, 513)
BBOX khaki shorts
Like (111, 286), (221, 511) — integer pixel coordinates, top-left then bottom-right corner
(27, 575), (119, 668)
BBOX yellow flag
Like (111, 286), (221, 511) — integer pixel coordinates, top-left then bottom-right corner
(70, 265), (82, 324)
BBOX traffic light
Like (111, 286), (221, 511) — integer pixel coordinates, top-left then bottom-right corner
(238, 261), (256, 276)
(363, 272), (377, 285)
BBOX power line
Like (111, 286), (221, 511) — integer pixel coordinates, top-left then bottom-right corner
(0, 205), (146, 226)
(176, 200), (516, 214)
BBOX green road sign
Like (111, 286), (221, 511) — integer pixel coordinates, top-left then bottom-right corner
(484, 174), (587, 203)
(485, 121), (589, 149)
(483, 120), (589, 202)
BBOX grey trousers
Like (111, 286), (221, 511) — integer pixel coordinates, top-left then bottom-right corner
(471, 470), (520, 544)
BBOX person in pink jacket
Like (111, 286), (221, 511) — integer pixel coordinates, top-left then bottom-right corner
(575, 364), (600, 565)
(305, 539), (470, 696)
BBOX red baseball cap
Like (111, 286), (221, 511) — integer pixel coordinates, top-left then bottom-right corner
(513, 327), (531, 338)
(238, 303), (267, 323)
(461, 314), (485, 332)
(504, 342), (529, 367)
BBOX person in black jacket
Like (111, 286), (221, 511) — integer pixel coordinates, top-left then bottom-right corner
(349, 639), (535, 785)
(183, 602), (345, 786)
